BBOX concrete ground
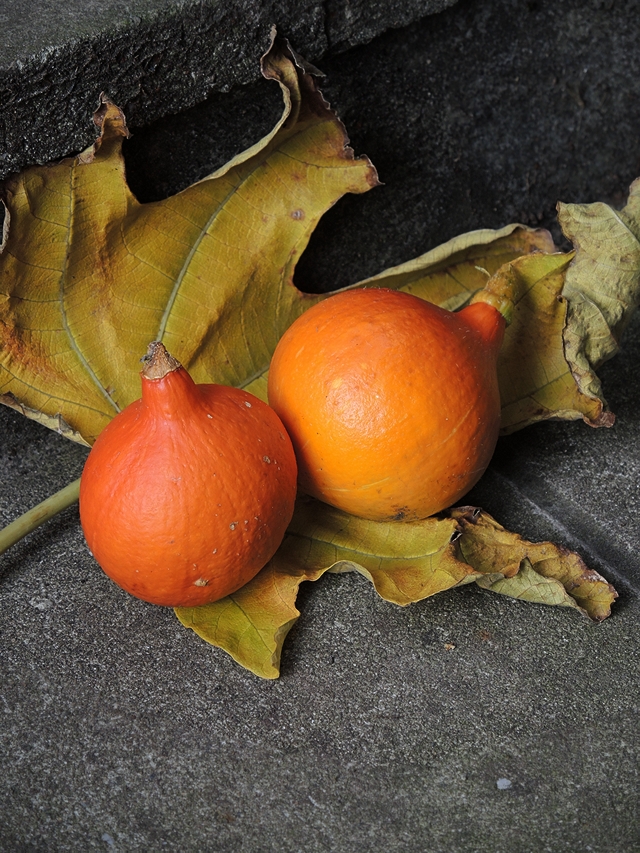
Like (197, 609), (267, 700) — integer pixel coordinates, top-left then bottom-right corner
(1, 0), (639, 851)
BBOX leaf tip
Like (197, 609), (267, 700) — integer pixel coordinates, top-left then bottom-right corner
(93, 93), (129, 135)
(76, 94), (130, 165)
(585, 409), (616, 428)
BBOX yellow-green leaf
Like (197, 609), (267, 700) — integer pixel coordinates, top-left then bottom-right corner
(175, 553), (329, 680)
(176, 497), (478, 678)
(490, 252), (611, 431)
(4, 33), (636, 444)
(355, 222), (556, 311)
(177, 499), (618, 677)
(0, 34), (378, 445)
(558, 178), (640, 419)
(0, 37), (623, 681)
(452, 508), (618, 622)
(476, 556), (586, 613)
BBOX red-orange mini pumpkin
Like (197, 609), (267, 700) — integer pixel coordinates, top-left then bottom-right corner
(268, 285), (512, 522)
(80, 342), (297, 607)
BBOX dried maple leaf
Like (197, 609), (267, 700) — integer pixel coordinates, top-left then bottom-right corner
(0, 33), (632, 678)
(453, 507), (618, 623)
(558, 182), (640, 419)
(2, 39), (636, 444)
(177, 500), (617, 678)
(0, 35), (377, 445)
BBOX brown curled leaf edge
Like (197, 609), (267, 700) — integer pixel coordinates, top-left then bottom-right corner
(176, 499), (618, 679)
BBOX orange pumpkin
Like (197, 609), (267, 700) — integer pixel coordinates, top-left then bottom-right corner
(267, 286), (512, 522)
(80, 342), (297, 606)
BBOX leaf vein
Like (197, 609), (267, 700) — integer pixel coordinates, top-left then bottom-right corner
(58, 162), (120, 414)
(287, 529), (444, 562)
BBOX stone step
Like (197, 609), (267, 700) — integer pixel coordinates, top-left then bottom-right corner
(0, 0), (456, 180)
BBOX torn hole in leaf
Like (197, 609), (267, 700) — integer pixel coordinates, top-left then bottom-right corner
(123, 78), (284, 204)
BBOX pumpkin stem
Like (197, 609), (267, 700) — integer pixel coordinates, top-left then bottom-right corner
(469, 264), (517, 326)
(141, 341), (182, 380)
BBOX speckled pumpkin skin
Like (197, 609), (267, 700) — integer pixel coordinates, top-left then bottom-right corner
(80, 366), (297, 606)
(268, 287), (505, 521)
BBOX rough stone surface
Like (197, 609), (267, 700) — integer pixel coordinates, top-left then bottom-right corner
(2, 0), (640, 851)
(0, 0), (456, 181)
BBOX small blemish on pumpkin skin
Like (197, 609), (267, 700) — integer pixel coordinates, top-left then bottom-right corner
(244, 401), (252, 408)
(194, 578), (208, 587)
(291, 209), (304, 220)
(229, 522), (238, 530)
(263, 456), (271, 463)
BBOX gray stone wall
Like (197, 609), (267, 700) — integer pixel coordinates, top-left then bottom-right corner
(0, 0), (456, 180)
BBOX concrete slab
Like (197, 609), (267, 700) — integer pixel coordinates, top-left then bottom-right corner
(1, 379), (639, 851)
(0, 0), (455, 181)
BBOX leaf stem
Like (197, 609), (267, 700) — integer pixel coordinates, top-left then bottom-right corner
(469, 264), (517, 325)
(0, 478), (81, 557)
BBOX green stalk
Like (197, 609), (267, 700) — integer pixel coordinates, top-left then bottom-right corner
(469, 263), (517, 325)
(0, 478), (81, 556)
